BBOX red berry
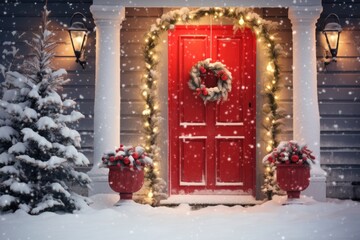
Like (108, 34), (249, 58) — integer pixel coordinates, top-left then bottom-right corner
(202, 88), (208, 96)
(123, 157), (130, 165)
(221, 74), (228, 81)
(109, 156), (116, 162)
(135, 160), (141, 166)
(291, 155), (299, 162)
(196, 88), (201, 95)
(132, 152), (139, 159)
(199, 66), (206, 74)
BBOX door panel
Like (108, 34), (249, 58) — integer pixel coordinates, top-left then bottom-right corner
(179, 137), (207, 185)
(168, 25), (256, 195)
(216, 138), (244, 185)
(179, 36), (208, 124)
(215, 37), (244, 124)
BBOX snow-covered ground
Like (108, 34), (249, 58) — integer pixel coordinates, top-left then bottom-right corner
(1, 194), (359, 240)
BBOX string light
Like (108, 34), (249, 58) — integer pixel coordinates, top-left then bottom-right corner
(266, 145), (273, 152)
(239, 16), (245, 25)
(267, 62), (275, 72)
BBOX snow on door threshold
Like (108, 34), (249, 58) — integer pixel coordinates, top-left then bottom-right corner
(160, 195), (263, 206)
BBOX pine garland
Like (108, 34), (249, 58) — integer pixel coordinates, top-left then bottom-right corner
(142, 7), (284, 204)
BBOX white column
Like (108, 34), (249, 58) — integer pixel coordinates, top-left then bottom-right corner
(88, 4), (125, 195)
(289, 6), (327, 201)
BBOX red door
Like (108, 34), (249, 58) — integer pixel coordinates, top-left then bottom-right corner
(168, 25), (256, 195)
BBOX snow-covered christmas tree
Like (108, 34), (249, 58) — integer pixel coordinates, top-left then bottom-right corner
(0, 6), (91, 214)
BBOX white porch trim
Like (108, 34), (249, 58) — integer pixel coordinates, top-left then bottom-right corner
(288, 6), (327, 201)
(89, 0), (326, 201)
(88, 5), (125, 195)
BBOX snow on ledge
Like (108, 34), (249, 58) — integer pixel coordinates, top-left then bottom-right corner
(160, 195), (263, 205)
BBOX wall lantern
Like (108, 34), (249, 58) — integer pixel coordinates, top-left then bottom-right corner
(322, 13), (342, 65)
(68, 12), (89, 69)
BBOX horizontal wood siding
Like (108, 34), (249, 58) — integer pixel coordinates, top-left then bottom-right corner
(0, 1), (96, 163)
(1, 1), (359, 199)
(318, 2), (360, 199)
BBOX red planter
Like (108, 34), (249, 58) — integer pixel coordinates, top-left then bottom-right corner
(276, 164), (310, 199)
(108, 166), (144, 201)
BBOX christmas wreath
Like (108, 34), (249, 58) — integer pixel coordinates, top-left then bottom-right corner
(188, 58), (232, 103)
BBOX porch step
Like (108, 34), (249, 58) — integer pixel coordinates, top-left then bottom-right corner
(160, 195), (264, 207)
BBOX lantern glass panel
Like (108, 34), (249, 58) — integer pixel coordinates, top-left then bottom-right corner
(70, 30), (87, 54)
(326, 31), (339, 50)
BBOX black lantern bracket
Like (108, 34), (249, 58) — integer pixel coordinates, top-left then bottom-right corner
(322, 13), (342, 66)
(68, 12), (89, 69)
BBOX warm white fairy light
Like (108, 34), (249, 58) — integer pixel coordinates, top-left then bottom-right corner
(266, 145), (273, 152)
(239, 16), (245, 25)
(267, 62), (275, 72)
